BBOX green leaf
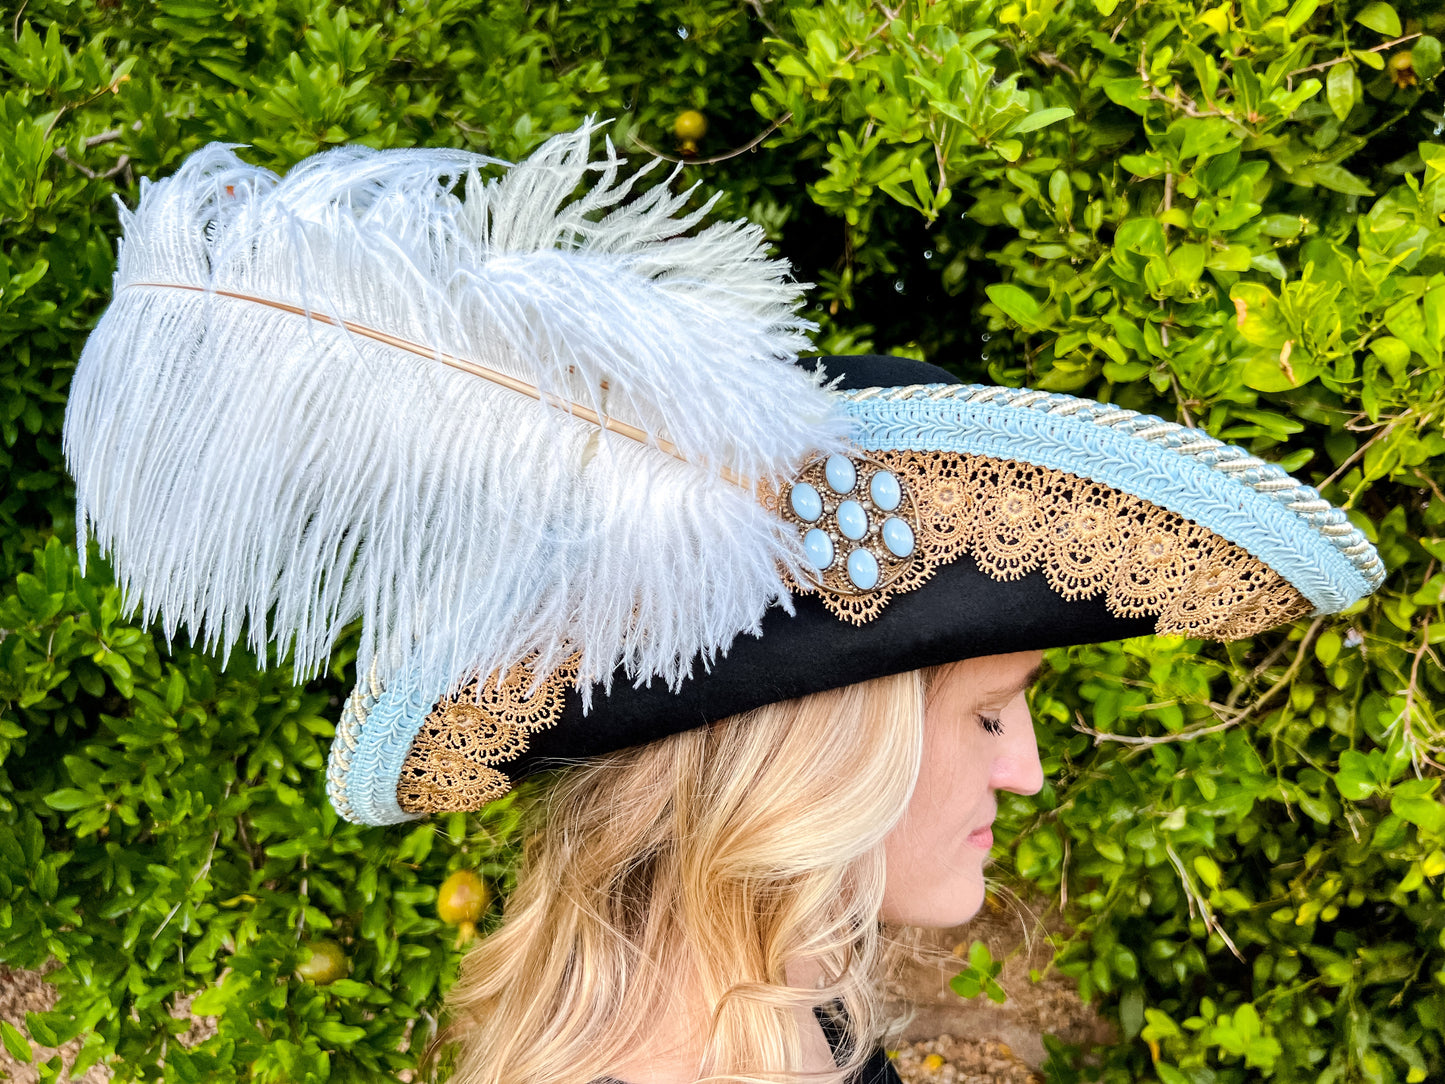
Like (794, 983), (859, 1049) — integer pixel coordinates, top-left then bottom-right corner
(1286, 0), (1321, 32)
(324, 979), (374, 999)
(189, 984), (229, 1017)
(909, 156), (932, 209)
(967, 939), (997, 975)
(43, 789), (96, 812)
(1384, 284), (1445, 366)
(1119, 153), (1167, 178)
(313, 1020), (367, 1044)
(1206, 244), (1253, 272)
(985, 283), (1045, 330)
(1292, 163), (1374, 196)
(1370, 335), (1412, 375)
(1006, 107), (1075, 135)
(1393, 793), (1445, 835)
(1297, 792), (1332, 824)
(1327, 64), (1356, 121)
(1095, 838), (1126, 864)
(23, 1014), (58, 1048)
(1, 1022), (32, 1064)
(1120, 986), (1145, 1039)
(1337, 751), (1381, 800)
(164, 668), (186, 714)
(1354, 3), (1401, 36)
(993, 138), (1023, 162)
(1102, 77), (1148, 115)
(1413, 36), (1443, 81)
(1170, 243), (1207, 284)
(1259, 214), (1304, 238)
(1193, 854), (1221, 889)
(1336, 770), (1375, 801)
(949, 970), (982, 998)
(1115, 217), (1167, 258)
(1179, 116), (1236, 160)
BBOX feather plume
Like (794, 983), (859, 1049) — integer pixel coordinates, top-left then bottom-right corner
(64, 122), (844, 701)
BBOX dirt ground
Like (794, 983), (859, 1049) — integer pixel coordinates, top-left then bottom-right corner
(0, 966), (106, 1084)
(884, 896), (1113, 1084)
(0, 894), (1106, 1083)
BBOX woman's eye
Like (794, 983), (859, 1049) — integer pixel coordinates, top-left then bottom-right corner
(976, 713), (1003, 736)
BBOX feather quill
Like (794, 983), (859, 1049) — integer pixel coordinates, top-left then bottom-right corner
(64, 123), (845, 702)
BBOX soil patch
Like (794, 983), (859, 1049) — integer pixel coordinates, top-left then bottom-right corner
(885, 895), (1112, 1083)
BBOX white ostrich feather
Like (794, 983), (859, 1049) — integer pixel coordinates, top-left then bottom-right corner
(64, 122), (843, 701)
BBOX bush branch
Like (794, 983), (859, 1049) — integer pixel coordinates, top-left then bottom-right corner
(1399, 613), (1445, 775)
(1166, 842), (1244, 962)
(1074, 618), (1325, 746)
(628, 112), (792, 166)
(1287, 34), (1422, 78)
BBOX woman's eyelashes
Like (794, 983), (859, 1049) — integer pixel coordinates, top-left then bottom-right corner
(976, 713), (1004, 736)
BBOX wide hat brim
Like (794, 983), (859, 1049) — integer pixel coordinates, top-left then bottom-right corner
(332, 354), (1383, 823)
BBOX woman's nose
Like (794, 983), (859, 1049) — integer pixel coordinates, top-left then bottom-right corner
(992, 703), (1044, 796)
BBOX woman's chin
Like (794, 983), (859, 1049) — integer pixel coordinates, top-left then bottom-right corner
(881, 876), (986, 928)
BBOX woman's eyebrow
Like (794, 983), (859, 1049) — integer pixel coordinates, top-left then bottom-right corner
(979, 664), (1045, 702)
(1007, 664), (1044, 697)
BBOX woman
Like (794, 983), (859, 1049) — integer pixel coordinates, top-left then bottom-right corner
(440, 651), (1043, 1084)
(63, 127), (1385, 1084)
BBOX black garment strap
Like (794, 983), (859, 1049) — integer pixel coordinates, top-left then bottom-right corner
(850, 1046), (904, 1084)
(814, 1003), (904, 1084)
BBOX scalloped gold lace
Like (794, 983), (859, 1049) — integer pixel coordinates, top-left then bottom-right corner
(783, 450), (1312, 638)
(395, 654), (579, 815)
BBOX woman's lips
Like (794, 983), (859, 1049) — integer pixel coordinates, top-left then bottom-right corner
(965, 825), (994, 849)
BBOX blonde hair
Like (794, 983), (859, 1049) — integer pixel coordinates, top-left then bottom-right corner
(440, 669), (927, 1084)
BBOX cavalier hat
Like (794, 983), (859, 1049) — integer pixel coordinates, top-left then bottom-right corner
(64, 125), (1385, 826)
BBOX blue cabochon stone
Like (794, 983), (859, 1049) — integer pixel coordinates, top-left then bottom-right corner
(869, 470), (902, 511)
(803, 528), (835, 570)
(836, 499), (868, 541)
(824, 454), (857, 494)
(882, 517), (915, 558)
(789, 482), (823, 522)
(846, 548), (880, 590)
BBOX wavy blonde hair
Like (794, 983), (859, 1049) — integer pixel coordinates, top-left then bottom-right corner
(439, 669), (928, 1084)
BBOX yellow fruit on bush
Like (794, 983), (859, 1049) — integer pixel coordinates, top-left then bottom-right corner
(438, 868), (490, 943)
(1388, 51), (1418, 88)
(295, 940), (348, 985)
(673, 110), (708, 142)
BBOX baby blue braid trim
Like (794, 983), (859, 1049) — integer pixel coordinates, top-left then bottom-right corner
(326, 664), (446, 825)
(843, 385), (1383, 614)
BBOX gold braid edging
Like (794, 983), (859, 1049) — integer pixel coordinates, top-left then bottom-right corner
(394, 654), (580, 815)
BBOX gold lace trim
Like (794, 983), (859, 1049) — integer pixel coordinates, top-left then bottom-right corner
(780, 450), (1312, 639)
(395, 654), (579, 815)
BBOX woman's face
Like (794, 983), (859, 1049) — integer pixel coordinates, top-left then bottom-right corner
(881, 650), (1046, 927)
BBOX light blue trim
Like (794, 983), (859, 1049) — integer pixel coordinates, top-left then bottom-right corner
(330, 667), (448, 826)
(844, 393), (1373, 614)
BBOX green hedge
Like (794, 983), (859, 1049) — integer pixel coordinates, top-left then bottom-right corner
(2, 1), (1442, 1081)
